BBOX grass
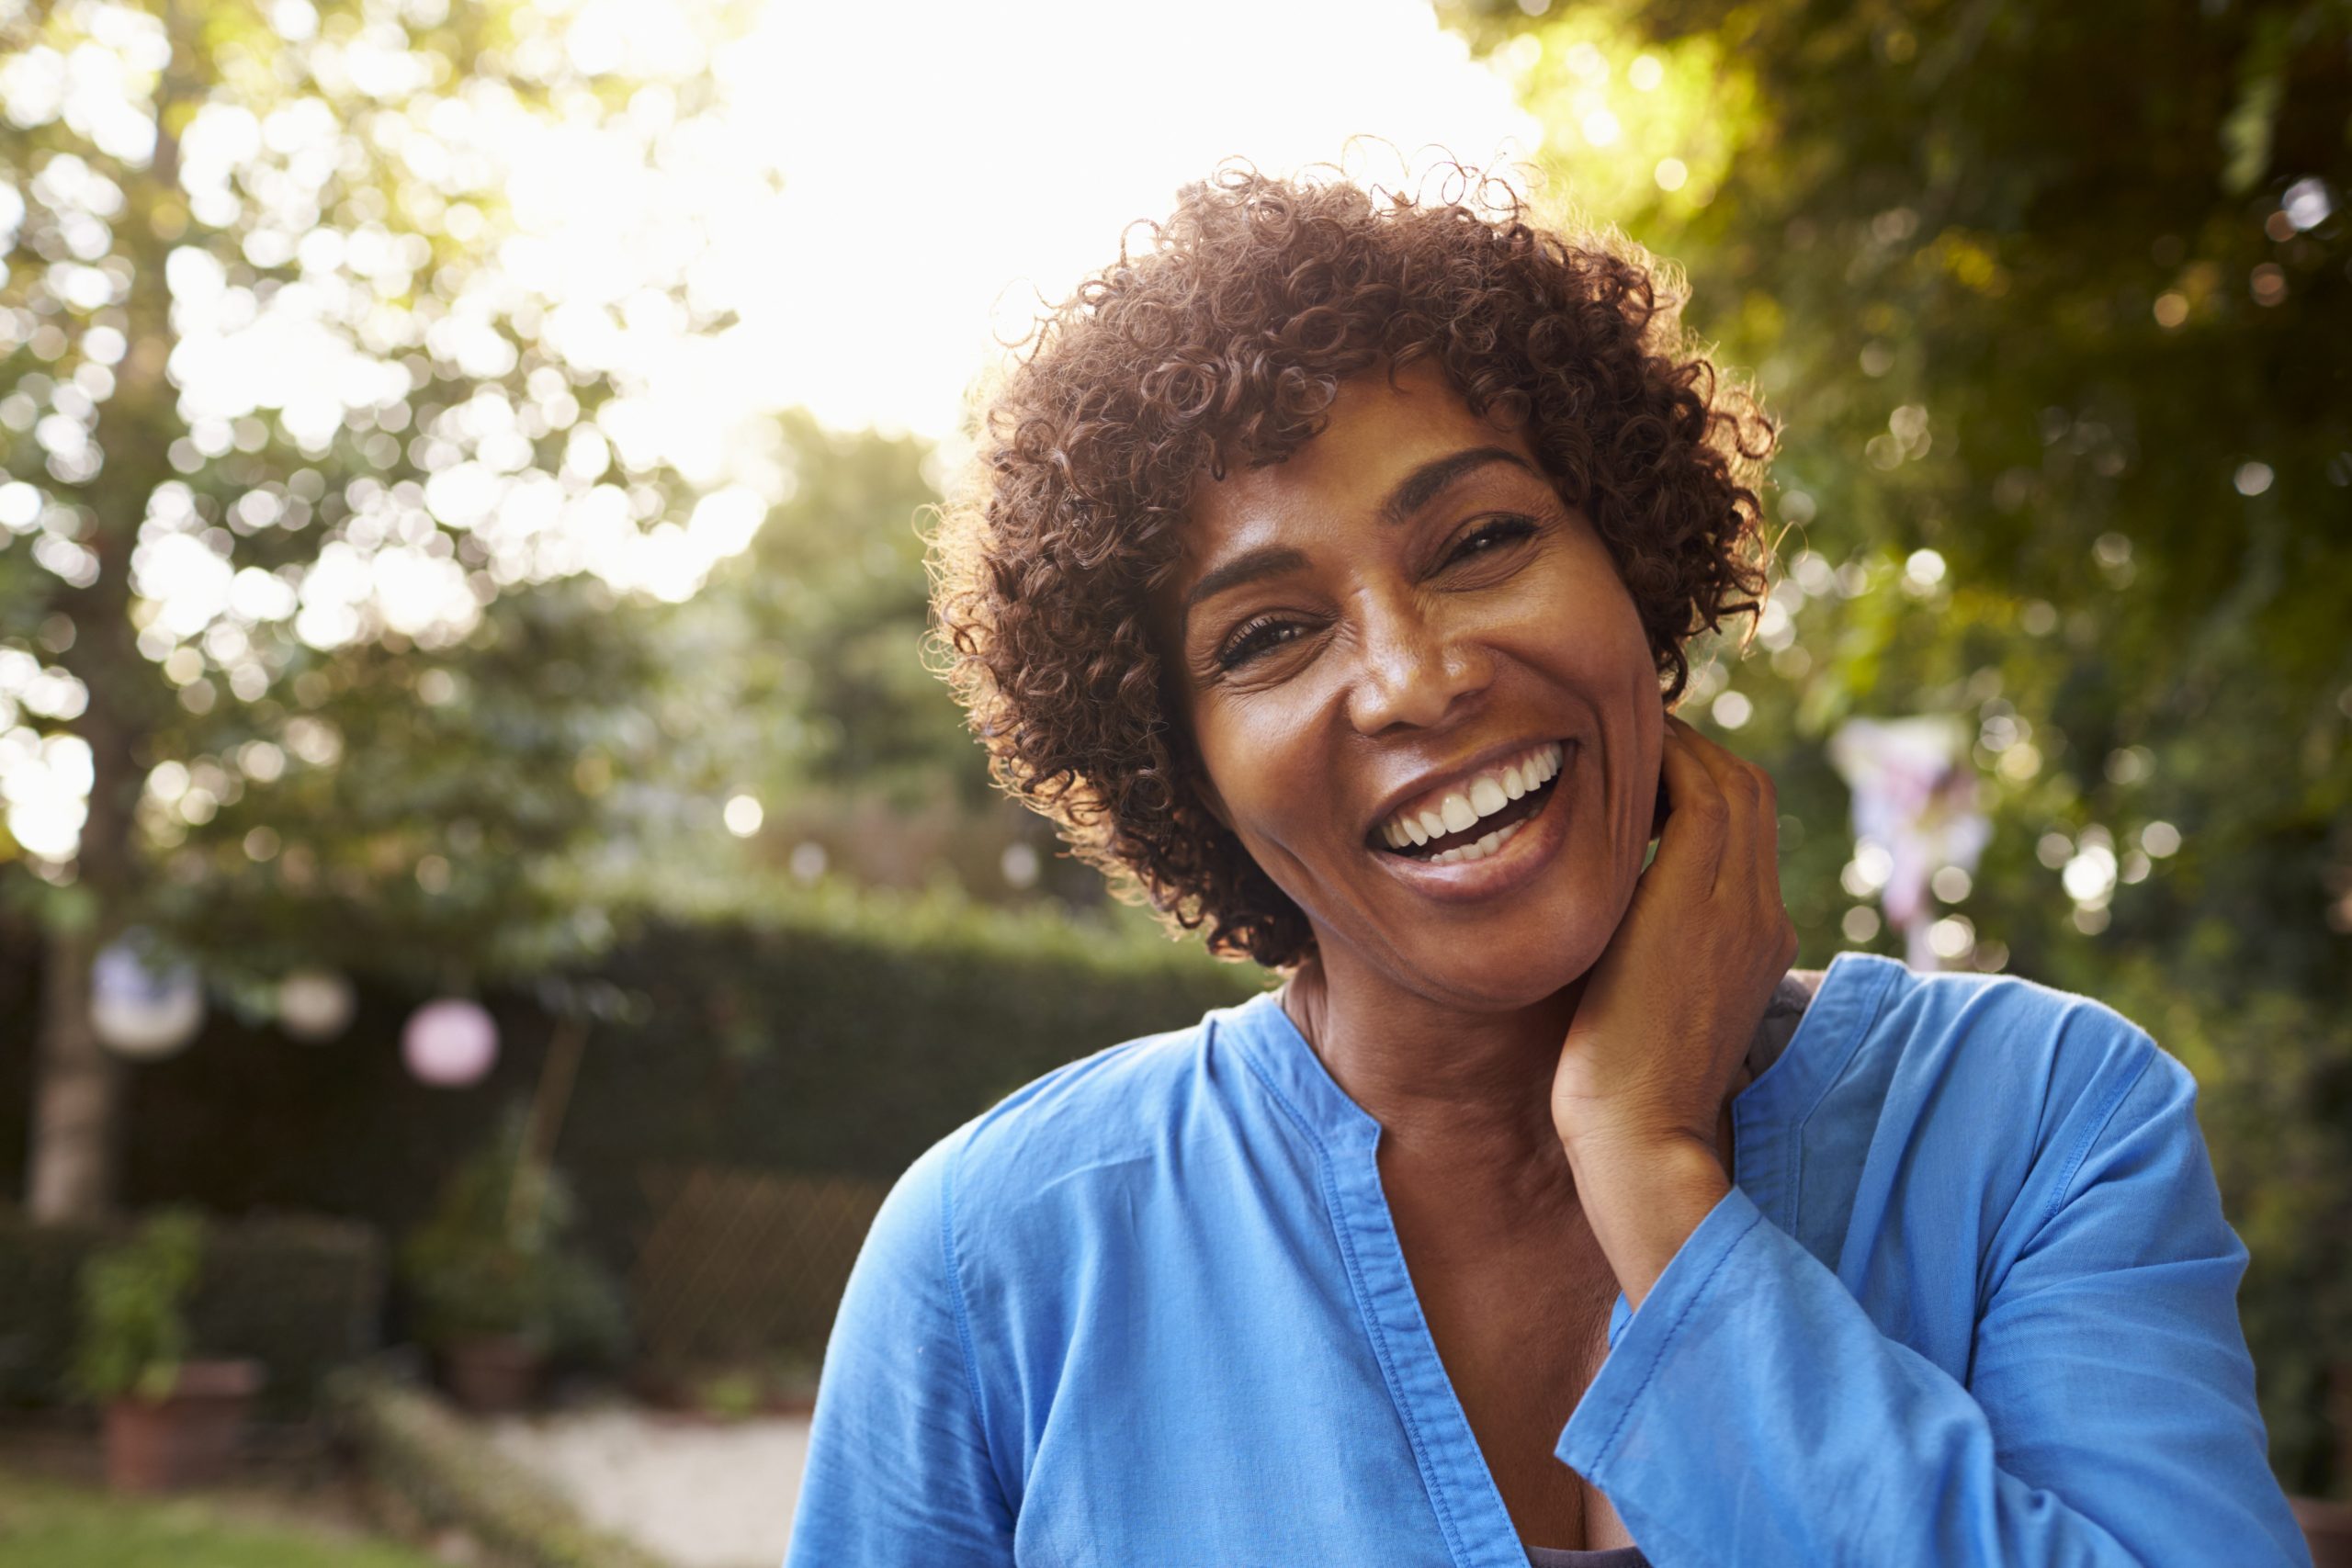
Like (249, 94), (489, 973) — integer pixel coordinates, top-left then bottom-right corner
(0, 1466), (448, 1568)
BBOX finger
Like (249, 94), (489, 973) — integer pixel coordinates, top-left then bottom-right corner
(1666, 711), (1744, 791)
(1673, 717), (1775, 897)
(1654, 717), (1730, 894)
(1715, 751), (1793, 968)
(1745, 761), (1782, 900)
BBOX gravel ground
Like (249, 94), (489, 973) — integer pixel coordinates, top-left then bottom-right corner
(484, 1406), (809, 1568)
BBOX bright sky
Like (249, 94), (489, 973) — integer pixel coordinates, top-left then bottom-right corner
(717, 0), (1538, 445)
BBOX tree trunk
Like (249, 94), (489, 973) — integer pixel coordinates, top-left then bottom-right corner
(20, 6), (190, 1224)
(26, 922), (118, 1221)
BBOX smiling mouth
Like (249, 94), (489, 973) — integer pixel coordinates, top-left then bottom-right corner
(1368, 750), (1566, 866)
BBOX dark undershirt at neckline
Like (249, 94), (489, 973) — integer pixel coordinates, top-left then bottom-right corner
(1521, 1546), (1647, 1567)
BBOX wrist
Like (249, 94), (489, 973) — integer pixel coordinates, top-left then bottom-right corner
(1556, 1120), (1722, 1177)
(1560, 1134), (1732, 1311)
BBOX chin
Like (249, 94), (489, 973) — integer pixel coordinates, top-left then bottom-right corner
(1372, 897), (1617, 1013)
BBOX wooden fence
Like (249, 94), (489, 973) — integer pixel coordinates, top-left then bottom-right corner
(630, 1166), (887, 1375)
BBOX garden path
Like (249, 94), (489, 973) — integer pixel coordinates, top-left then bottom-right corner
(486, 1405), (809, 1568)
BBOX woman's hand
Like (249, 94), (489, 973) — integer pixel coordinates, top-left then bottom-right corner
(1550, 713), (1800, 1303)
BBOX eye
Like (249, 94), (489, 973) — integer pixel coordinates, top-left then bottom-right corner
(1442, 514), (1539, 568)
(1216, 615), (1307, 671)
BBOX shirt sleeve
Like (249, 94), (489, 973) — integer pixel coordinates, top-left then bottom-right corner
(1555, 1036), (2313, 1568)
(784, 1133), (1017, 1568)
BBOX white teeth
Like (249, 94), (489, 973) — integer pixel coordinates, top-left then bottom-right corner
(1427, 818), (1527, 866)
(1376, 741), (1567, 854)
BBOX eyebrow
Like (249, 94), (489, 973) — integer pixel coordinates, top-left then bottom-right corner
(1180, 545), (1310, 626)
(1179, 446), (1537, 630)
(1377, 446), (1534, 528)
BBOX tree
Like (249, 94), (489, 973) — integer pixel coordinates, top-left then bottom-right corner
(0, 0), (753, 1220)
(652, 412), (978, 816)
(1442, 0), (2352, 1492)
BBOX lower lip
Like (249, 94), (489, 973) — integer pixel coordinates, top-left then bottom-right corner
(1372, 742), (1577, 904)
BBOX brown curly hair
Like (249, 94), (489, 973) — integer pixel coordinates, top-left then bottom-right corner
(929, 162), (1774, 970)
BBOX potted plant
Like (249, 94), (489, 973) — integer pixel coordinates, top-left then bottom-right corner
(71, 1208), (265, 1493)
(399, 1115), (626, 1412)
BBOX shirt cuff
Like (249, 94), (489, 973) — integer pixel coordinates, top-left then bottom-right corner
(1555, 1181), (1766, 1478)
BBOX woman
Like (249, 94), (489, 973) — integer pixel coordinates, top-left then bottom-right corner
(783, 166), (2312, 1567)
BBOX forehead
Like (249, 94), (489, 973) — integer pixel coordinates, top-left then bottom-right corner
(1182, 363), (1533, 557)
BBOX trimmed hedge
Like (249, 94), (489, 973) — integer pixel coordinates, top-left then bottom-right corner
(2, 886), (1270, 1304)
(0, 1208), (384, 1418)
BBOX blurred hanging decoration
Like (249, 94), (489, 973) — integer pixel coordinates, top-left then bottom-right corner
(89, 932), (206, 1061)
(276, 969), (357, 1043)
(1827, 716), (1992, 971)
(402, 998), (499, 1088)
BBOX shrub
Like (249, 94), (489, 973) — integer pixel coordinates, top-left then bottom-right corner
(0, 1209), (383, 1417)
(70, 1208), (204, 1404)
(399, 1115), (626, 1364)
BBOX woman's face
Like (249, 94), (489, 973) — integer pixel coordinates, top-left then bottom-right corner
(1157, 361), (1667, 1011)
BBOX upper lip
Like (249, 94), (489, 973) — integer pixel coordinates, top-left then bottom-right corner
(1361, 733), (1570, 845)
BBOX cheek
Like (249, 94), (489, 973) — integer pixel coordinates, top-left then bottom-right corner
(1194, 694), (1329, 845)
(1494, 568), (1653, 690)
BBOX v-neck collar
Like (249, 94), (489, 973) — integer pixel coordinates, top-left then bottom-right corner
(1219, 951), (1903, 1568)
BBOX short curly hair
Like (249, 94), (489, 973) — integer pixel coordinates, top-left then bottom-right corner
(929, 162), (1774, 970)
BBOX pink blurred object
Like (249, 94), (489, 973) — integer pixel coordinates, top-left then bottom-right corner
(1827, 716), (1991, 970)
(401, 998), (499, 1087)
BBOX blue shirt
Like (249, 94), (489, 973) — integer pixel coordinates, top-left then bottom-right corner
(785, 950), (2312, 1567)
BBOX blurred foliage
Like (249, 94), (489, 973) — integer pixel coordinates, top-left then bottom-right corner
(0, 0), (736, 989)
(678, 412), (973, 807)
(396, 1111), (624, 1362)
(1444, 0), (2352, 1494)
(0, 0), (1024, 993)
(67, 1202), (201, 1403)
(326, 1368), (673, 1568)
(1, 1206), (385, 1416)
(625, 412), (1037, 898)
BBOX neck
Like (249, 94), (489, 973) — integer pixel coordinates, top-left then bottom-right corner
(1280, 945), (1751, 1228)
(1281, 946), (1589, 1218)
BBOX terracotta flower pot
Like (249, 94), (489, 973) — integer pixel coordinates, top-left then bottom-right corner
(2296, 1495), (2352, 1568)
(439, 1333), (543, 1413)
(103, 1358), (264, 1494)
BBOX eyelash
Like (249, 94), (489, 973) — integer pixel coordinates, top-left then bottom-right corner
(1211, 514), (1540, 671)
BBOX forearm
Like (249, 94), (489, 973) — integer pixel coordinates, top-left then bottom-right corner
(1562, 1133), (1731, 1311)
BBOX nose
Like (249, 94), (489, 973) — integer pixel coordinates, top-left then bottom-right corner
(1343, 591), (1491, 735)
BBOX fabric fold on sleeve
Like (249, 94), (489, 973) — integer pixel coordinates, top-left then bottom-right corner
(783, 1131), (1016, 1568)
(1555, 1053), (2312, 1568)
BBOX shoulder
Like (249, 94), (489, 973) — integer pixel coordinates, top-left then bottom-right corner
(869, 996), (1263, 1266)
(1849, 951), (2175, 1113)
(1812, 951), (2194, 1212)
